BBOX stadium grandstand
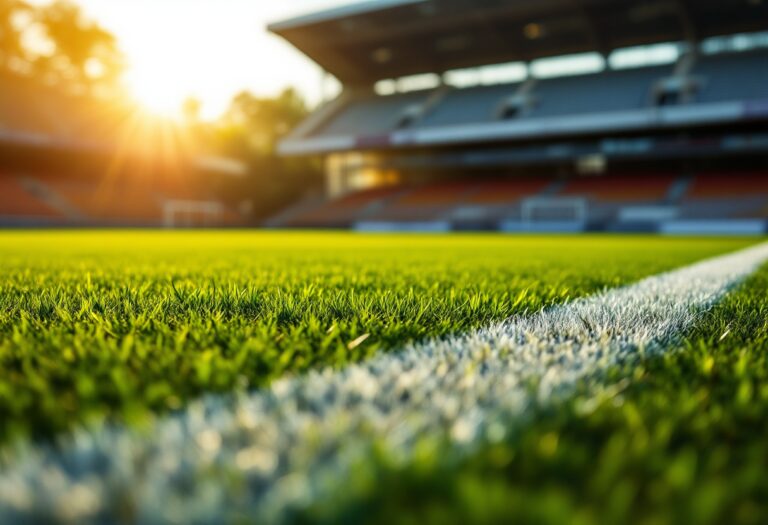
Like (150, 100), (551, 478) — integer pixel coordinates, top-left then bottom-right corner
(268, 0), (768, 234)
(0, 72), (248, 228)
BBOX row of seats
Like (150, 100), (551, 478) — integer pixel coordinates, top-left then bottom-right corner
(313, 48), (768, 138)
(687, 172), (767, 198)
(282, 172), (768, 227)
(4, 171), (762, 227)
(290, 186), (404, 226)
(320, 91), (430, 137)
(561, 174), (677, 201)
(0, 176), (62, 220)
(694, 51), (768, 104)
(44, 181), (165, 223)
(0, 173), (244, 227)
(0, 75), (244, 227)
(287, 177), (558, 226)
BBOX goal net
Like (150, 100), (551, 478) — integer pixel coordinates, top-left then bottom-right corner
(521, 197), (588, 223)
(163, 200), (225, 228)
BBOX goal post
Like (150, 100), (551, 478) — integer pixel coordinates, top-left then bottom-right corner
(521, 197), (588, 224)
(163, 200), (225, 228)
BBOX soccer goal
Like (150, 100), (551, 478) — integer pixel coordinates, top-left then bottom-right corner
(521, 197), (588, 223)
(162, 200), (225, 228)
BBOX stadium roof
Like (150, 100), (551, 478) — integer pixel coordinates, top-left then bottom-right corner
(268, 0), (768, 85)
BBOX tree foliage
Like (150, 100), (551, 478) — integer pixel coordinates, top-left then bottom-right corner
(1, 0), (319, 221)
(0, 0), (123, 93)
(218, 88), (309, 156)
(0, 0), (30, 66)
(211, 88), (323, 220)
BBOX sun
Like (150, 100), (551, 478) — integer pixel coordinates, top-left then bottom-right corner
(125, 66), (186, 119)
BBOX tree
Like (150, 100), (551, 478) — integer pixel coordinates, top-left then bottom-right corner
(33, 0), (124, 93)
(221, 88), (308, 155)
(0, 0), (31, 70)
(182, 97), (203, 124)
(1, 0), (124, 94)
(213, 88), (323, 220)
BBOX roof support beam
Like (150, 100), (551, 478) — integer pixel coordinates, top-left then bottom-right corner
(571, 0), (612, 59)
(673, 0), (698, 46)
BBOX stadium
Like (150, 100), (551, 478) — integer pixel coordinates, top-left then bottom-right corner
(0, 75), (248, 228)
(0, 0), (768, 523)
(267, 0), (768, 235)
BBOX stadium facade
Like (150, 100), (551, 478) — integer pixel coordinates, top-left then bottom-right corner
(269, 0), (768, 234)
(0, 74), (246, 228)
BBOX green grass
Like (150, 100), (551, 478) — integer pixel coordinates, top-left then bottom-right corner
(0, 232), (755, 444)
(301, 263), (768, 525)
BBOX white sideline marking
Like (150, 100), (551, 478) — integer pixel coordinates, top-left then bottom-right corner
(1, 244), (768, 523)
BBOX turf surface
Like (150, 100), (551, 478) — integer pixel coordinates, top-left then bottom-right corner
(302, 261), (768, 525)
(0, 232), (756, 445)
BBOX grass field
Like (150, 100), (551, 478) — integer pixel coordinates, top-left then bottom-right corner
(317, 263), (768, 525)
(0, 231), (765, 523)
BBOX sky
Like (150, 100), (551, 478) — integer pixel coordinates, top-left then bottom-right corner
(30, 0), (360, 118)
(25, 0), (716, 121)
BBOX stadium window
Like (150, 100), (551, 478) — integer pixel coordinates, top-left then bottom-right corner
(609, 43), (682, 69)
(444, 62), (528, 89)
(396, 73), (441, 93)
(479, 62), (528, 85)
(700, 31), (768, 54)
(531, 52), (605, 79)
(444, 68), (482, 88)
(375, 80), (397, 96)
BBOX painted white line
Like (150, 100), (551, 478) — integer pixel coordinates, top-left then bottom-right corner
(2, 243), (768, 523)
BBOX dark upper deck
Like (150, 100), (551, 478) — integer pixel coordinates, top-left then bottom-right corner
(269, 0), (768, 85)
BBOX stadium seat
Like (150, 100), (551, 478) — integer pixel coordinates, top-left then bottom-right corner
(528, 66), (671, 119)
(468, 178), (552, 204)
(44, 181), (164, 224)
(287, 186), (404, 227)
(418, 84), (523, 127)
(687, 173), (768, 198)
(674, 173), (768, 220)
(0, 175), (62, 220)
(560, 174), (676, 202)
(693, 49), (768, 104)
(366, 181), (477, 222)
(394, 181), (476, 206)
(316, 91), (434, 137)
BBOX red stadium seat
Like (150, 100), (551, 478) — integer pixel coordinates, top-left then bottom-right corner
(11, 172), (243, 227)
(289, 186), (402, 226)
(394, 181), (476, 206)
(367, 181), (477, 222)
(44, 181), (163, 223)
(687, 173), (768, 198)
(0, 176), (61, 219)
(468, 178), (551, 204)
(561, 174), (675, 202)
